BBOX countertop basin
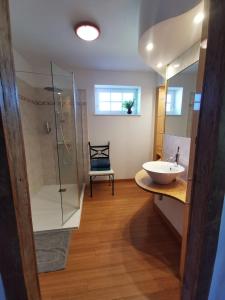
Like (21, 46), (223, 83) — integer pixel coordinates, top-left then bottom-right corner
(142, 161), (185, 185)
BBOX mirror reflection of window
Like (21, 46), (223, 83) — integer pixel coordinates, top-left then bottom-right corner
(194, 93), (202, 111)
(166, 87), (183, 115)
(166, 93), (172, 112)
(165, 62), (198, 138)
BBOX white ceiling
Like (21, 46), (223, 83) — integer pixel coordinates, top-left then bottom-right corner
(9, 0), (150, 71)
(9, 0), (201, 72)
(139, 0), (200, 36)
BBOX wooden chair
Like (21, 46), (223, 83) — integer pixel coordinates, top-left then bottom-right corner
(88, 142), (114, 197)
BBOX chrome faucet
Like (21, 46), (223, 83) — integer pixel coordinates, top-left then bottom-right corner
(175, 146), (180, 165)
(166, 146), (180, 166)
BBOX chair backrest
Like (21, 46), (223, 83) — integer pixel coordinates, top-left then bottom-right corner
(88, 142), (110, 160)
(88, 142), (111, 171)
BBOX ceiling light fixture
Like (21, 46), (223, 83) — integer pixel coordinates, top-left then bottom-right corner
(174, 64), (180, 68)
(166, 66), (174, 79)
(146, 42), (154, 51)
(193, 12), (205, 24)
(75, 22), (100, 41)
(200, 39), (208, 49)
(157, 62), (163, 69)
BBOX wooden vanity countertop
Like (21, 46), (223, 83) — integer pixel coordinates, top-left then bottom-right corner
(135, 169), (187, 203)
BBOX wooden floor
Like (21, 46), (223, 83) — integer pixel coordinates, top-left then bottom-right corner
(39, 181), (181, 300)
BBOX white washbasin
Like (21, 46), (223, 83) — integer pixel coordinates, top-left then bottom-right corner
(142, 161), (185, 185)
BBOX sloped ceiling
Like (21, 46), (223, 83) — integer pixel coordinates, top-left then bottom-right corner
(139, 1), (203, 75)
(139, 0), (200, 36)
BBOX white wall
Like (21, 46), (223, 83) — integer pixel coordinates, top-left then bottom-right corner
(13, 49), (33, 72)
(154, 196), (184, 235)
(13, 49), (37, 86)
(74, 69), (157, 179)
(154, 134), (191, 235)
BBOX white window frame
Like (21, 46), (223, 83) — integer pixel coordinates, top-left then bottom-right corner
(193, 92), (201, 111)
(94, 85), (141, 115)
(166, 87), (183, 116)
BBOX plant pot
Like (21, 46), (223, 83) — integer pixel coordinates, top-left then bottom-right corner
(127, 108), (132, 114)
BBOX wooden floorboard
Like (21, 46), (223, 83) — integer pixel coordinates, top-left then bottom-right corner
(39, 180), (181, 300)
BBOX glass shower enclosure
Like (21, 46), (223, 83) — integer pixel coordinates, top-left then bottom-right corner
(16, 62), (84, 231)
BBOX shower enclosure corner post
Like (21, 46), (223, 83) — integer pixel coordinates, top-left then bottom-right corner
(50, 61), (64, 225)
(72, 72), (81, 191)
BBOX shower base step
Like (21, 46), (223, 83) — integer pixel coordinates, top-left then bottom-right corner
(34, 229), (72, 273)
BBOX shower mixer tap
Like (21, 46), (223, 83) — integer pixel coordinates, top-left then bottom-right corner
(44, 121), (51, 134)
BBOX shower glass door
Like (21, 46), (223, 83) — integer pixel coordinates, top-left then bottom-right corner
(16, 70), (64, 230)
(51, 63), (80, 224)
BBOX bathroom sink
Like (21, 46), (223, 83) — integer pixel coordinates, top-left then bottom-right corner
(142, 161), (185, 185)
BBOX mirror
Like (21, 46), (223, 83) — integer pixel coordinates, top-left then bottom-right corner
(165, 62), (199, 137)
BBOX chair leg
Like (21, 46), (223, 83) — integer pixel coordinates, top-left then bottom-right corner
(90, 176), (93, 197)
(108, 175), (111, 186)
(112, 174), (114, 196)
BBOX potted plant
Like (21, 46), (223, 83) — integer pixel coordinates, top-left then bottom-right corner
(122, 99), (135, 114)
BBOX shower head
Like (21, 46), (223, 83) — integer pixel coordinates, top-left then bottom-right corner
(44, 86), (63, 94)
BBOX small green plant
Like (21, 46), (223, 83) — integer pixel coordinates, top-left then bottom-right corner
(122, 99), (135, 115)
(122, 100), (134, 109)
(122, 99), (135, 114)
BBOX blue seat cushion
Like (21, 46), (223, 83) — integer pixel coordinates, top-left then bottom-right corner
(91, 158), (110, 171)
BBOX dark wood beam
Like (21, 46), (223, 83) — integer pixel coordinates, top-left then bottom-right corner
(182, 0), (225, 299)
(0, 0), (41, 299)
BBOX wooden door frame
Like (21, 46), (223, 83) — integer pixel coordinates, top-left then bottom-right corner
(182, 0), (225, 298)
(179, 0), (209, 279)
(0, 0), (41, 299)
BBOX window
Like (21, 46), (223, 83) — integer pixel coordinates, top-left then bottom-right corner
(95, 85), (141, 115)
(193, 92), (201, 111)
(166, 87), (183, 115)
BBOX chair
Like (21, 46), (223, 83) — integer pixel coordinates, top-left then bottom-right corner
(88, 142), (114, 197)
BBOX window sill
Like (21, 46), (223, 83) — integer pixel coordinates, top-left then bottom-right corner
(166, 114), (183, 116)
(94, 114), (142, 117)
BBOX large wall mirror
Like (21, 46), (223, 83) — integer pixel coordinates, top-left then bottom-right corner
(165, 62), (199, 137)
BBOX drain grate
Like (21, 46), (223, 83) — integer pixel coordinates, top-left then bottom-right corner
(58, 188), (67, 193)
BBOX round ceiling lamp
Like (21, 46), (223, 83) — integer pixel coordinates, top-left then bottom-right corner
(75, 22), (100, 41)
